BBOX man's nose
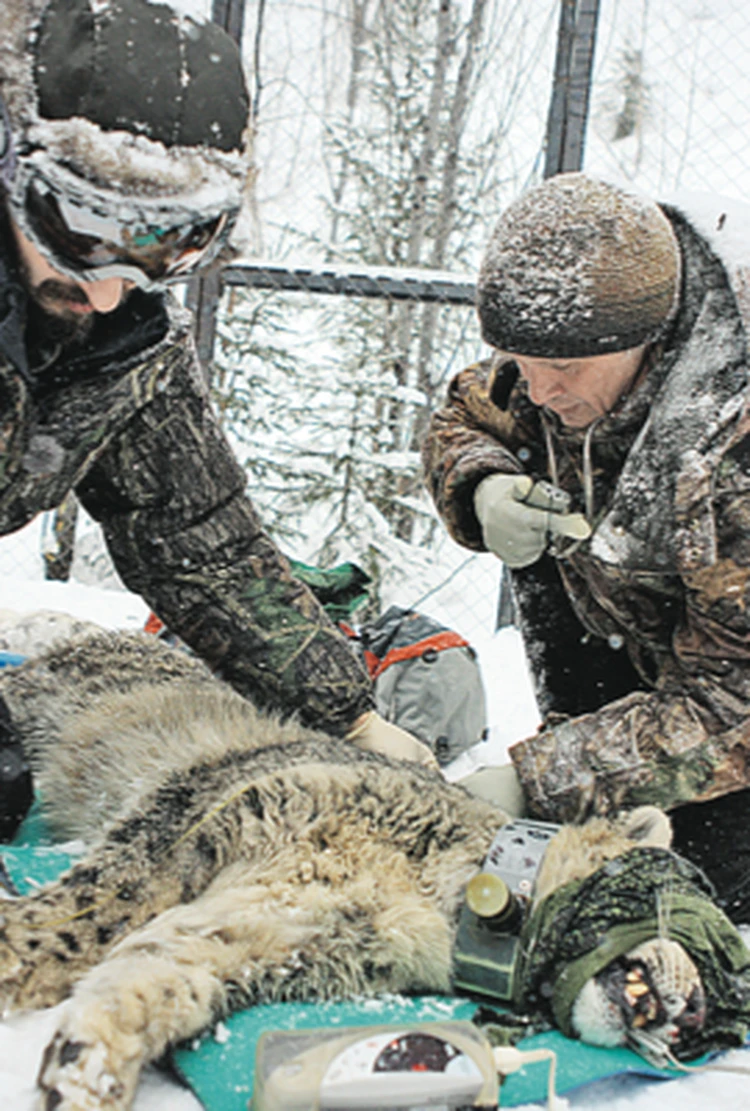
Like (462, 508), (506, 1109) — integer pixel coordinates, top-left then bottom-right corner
(522, 367), (560, 407)
(78, 277), (126, 313)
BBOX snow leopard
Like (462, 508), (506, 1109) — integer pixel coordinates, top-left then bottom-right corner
(0, 630), (715, 1111)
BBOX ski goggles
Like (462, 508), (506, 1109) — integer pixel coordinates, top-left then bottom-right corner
(8, 150), (240, 289)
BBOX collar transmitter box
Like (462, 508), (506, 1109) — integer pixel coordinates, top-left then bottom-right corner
(452, 818), (559, 1003)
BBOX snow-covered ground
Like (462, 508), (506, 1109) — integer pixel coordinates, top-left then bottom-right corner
(0, 573), (749, 1110)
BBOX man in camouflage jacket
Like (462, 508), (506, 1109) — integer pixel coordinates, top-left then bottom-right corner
(424, 173), (750, 918)
(0, 0), (434, 815)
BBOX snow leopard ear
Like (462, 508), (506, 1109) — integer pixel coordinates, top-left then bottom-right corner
(617, 806), (672, 849)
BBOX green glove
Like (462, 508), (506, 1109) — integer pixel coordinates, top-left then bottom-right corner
(474, 474), (591, 568)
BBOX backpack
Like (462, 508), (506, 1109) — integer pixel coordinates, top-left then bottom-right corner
(345, 606), (488, 767)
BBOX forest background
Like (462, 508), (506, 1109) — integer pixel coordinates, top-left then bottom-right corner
(3, 0), (750, 647)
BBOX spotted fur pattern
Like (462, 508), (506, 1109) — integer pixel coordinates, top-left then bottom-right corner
(0, 631), (685, 1110)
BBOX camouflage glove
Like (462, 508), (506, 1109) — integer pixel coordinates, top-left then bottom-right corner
(347, 711), (440, 770)
(474, 474), (591, 569)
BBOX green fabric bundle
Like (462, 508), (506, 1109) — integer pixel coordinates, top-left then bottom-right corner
(289, 559), (371, 623)
(513, 846), (750, 1057)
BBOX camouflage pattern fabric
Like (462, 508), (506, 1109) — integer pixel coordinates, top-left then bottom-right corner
(0, 253), (373, 734)
(424, 204), (750, 818)
(514, 846), (750, 1058)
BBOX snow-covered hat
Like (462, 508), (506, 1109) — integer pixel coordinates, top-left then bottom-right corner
(0, 0), (252, 287)
(477, 173), (682, 358)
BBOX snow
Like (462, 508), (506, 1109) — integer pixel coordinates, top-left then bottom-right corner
(0, 572), (748, 1110)
(0, 1), (748, 1105)
(0, 576), (149, 631)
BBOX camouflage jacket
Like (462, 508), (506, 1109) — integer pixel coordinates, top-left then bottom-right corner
(424, 204), (750, 820)
(0, 234), (373, 735)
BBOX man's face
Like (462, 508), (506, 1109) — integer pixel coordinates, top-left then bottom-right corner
(10, 220), (133, 334)
(509, 345), (649, 429)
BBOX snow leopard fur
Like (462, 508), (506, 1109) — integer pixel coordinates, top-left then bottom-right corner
(0, 631), (695, 1111)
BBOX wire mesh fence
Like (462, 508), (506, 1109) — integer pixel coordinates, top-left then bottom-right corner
(3, 0), (750, 663)
(212, 264), (490, 629)
(586, 0), (750, 200)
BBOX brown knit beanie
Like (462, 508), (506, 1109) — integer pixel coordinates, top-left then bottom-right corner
(477, 173), (681, 358)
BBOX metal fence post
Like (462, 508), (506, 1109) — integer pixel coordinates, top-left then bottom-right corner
(185, 0), (248, 372)
(543, 0), (601, 178)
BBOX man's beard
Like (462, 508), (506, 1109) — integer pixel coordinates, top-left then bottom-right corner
(27, 279), (96, 345)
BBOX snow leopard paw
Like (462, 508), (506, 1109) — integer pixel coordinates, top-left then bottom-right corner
(36, 1006), (142, 1111)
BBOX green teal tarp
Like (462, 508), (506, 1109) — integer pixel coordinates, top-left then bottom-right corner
(2, 805), (733, 1109)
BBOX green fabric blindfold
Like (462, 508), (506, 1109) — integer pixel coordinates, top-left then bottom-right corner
(514, 847), (750, 1057)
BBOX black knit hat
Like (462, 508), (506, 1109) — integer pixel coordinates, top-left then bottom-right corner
(0, 0), (252, 282)
(33, 0), (249, 153)
(477, 174), (681, 358)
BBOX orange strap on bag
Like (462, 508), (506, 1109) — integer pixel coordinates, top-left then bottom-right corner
(339, 619), (470, 681)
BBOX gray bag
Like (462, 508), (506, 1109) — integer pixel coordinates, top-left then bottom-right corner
(355, 606), (488, 767)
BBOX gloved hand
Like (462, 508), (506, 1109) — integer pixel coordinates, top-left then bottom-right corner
(458, 762), (526, 819)
(474, 473), (591, 568)
(346, 710), (440, 770)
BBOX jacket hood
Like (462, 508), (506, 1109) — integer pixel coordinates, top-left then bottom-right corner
(590, 205), (748, 573)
